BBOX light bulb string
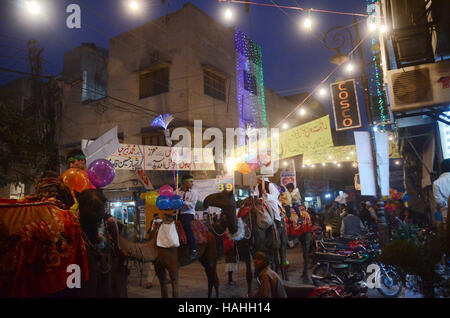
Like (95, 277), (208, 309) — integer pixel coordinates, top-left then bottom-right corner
(274, 31), (371, 128)
(219, 0), (369, 17)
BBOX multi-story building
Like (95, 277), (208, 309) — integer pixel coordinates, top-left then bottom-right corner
(379, 0), (450, 221)
(59, 3), (321, 207)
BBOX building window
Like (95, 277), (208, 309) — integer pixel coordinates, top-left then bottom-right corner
(139, 67), (169, 99)
(204, 69), (226, 101)
(243, 70), (257, 95)
(142, 134), (166, 146)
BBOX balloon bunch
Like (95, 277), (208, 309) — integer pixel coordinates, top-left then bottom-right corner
(236, 154), (262, 175)
(145, 185), (183, 211)
(62, 159), (115, 193)
(385, 188), (410, 213)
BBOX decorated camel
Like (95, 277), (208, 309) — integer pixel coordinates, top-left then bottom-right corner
(119, 214), (220, 298)
(203, 190), (288, 295)
(0, 174), (128, 298)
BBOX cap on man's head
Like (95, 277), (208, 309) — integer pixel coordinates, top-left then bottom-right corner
(67, 149), (86, 163)
(182, 174), (194, 182)
(255, 251), (271, 264)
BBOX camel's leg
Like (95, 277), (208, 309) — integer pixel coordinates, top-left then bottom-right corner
(167, 265), (179, 298)
(199, 257), (215, 298)
(279, 226), (288, 281)
(154, 262), (169, 298)
(245, 251), (253, 296)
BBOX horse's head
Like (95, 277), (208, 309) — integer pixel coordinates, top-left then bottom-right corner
(76, 189), (107, 243)
(204, 190), (238, 234)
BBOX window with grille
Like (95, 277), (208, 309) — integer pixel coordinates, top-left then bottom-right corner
(204, 69), (226, 101)
(142, 134), (166, 146)
(139, 67), (169, 99)
(243, 70), (257, 95)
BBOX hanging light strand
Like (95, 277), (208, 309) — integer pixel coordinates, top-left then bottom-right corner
(218, 0), (369, 17)
(274, 31), (371, 128)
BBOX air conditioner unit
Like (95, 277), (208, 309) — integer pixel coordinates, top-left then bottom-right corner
(386, 60), (450, 112)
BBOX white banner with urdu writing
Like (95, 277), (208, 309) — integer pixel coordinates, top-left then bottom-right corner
(107, 144), (215, 171)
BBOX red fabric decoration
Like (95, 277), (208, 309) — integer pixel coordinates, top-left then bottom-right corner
(0, 199), (88, 297)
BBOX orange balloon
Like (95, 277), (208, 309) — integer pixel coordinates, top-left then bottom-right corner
(62, 168), (90, 193)
(237, 162), (252, 175)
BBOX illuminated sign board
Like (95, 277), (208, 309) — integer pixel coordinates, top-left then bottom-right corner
(331, 79), (362, 131)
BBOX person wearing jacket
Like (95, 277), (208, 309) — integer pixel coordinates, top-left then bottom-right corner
(250, 251), (287, 298)
(340, 206), (365, 238)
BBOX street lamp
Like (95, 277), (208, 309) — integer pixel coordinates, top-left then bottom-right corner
(303, 18), (312, 31)
(318, 87), (327, 96)
(345, 62), (355, 73)
(26, 1), (41, 15)
(128, 0), (139, 11)
(224, 8), (233, 20)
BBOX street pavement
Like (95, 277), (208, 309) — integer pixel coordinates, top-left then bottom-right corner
(127, 245), (385, 298)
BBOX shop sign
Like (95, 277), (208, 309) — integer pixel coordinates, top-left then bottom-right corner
(331, 79), (362, 131)
(216, 175), (234, 192)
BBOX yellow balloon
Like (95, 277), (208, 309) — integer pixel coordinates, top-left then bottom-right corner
(237, 162), (252, 175)
(145, 191), (159, 206)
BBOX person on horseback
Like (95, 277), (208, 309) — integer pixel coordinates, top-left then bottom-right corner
(178, 174), (199, 261)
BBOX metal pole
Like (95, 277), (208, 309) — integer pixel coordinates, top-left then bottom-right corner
(353, 17), (389, 247)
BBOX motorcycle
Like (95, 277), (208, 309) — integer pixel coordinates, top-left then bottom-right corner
(284, 273), (368, 298)
(311, 250), (369, 287)
(312, 231), (402, 298)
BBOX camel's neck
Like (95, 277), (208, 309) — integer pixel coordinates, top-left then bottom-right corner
(223, 206), (238, 234)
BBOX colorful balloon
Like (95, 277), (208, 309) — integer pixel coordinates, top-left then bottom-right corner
(159, 185), (174, 198)
(62, 168), (90, 193)
(169, 195), (183, 210)
(156, 195), (170, 210)
(237, 162), (252, 175)
(87, 159), (115, 188)
(145, 191), (159, 206)
(402, 193), (411, 202)
(249, 160), (261, 171)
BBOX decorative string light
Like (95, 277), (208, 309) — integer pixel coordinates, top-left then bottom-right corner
(224, 8), (233, 19)
(367, 0), (389, 126)
(234, 29), (268, 129)
(219, 0), (369, 17)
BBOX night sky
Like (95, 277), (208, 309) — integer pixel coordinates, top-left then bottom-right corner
(0, 0), (372, 128)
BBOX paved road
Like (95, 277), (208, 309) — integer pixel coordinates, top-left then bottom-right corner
(127, 245), (386, 298)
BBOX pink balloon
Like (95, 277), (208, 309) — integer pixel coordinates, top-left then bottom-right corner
(159, 185), (174, 198)
(249, 161), (261, 171)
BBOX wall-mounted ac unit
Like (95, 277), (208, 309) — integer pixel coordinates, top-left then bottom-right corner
(386, 60), (450, 112)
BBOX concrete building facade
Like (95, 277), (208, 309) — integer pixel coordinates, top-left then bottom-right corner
(58, 3), (321, 203)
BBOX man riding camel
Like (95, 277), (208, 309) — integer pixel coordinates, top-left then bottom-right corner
(178, 174), (199, 261)
(67, 149), (88, 171)
(253, 176), (282, 224)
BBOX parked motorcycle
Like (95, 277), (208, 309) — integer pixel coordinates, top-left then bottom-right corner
(284, 273), (368, 298)
(311, 231), (402, 298)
